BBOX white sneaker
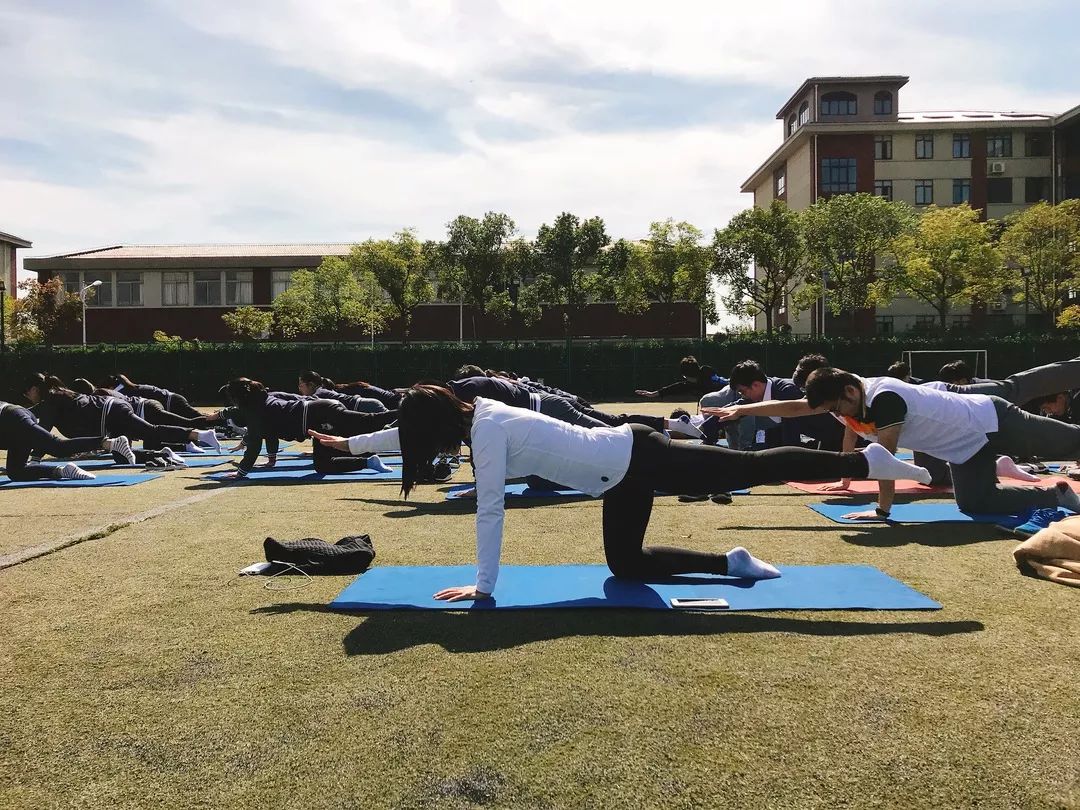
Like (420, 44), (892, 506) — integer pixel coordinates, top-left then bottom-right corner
(163, 447), (188, 467)
(59, 462), (96, 481)
(197, 429), (222, 454)
(108, 435), (136, 465)
(185, 442), (206, 454)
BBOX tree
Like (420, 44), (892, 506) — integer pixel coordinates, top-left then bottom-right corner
(222, 306), (273, 341)
(594, 238), (651, 316)
(802, 192), (917, 317)
(712, 200), (811, 334)
(349, 230), (438, 345)
(1000, 200), (1080, 325)
(1057, 305), (1080, 329)
(272, 257), (383, 339)
(889, 204), (1007, 331)
(10, 277), (82, 344)
(439, 212), (517, 340)
(623, 220), (716, 330)
(529, 212), (610, 335)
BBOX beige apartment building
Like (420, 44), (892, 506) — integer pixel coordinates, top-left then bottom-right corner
(741, 76), (1080, 335)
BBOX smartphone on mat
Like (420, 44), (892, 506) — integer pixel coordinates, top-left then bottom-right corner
(670, 597), (729, 609)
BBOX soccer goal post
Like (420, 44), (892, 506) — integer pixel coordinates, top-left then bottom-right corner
(901, 349), (989, 381)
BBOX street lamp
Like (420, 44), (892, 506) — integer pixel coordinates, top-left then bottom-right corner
(0, 279), (6, 354)
(79, 279), (101, 346)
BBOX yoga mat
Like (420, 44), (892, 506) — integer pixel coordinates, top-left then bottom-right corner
(444, 483), (750, 501)
(330, 564), (940, 611)
(809, 501), (1026, 525)
(0, 473), (164, 489)
(35, 457), (226, 471)
(787, 479), (950, 496)
(205, 467), (402, 483)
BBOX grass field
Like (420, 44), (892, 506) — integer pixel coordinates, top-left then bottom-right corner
(2, 401), (1078, 809)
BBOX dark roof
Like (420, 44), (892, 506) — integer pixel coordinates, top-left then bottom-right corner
(0, 231), (32, 248)
(25, 243), (356, 271)
(776, 75), (909, 119)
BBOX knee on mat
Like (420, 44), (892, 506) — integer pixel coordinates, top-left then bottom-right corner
(954, 491), (997, 514)
(604, 556), (649, 580)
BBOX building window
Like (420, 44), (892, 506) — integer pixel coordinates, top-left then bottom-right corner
(271, 270), (294, 300)
(84, 272), (113, 307)
(915, 314), (937, 332)
(820, 158), (857, 195)
(874, 179), (893, 201)
(1025, 177), (1052, 203)
(58, 271), (81, 296)
(915, 180), (934, 205)
(774, 167), (786, 197)
(1025, 132), (1050, 157)
(874, 135), (893, 160)
(798, 100), (810, 126)
(787, 114), (797, 137)
(915, 134), (934, 159)
(876, 315), (895, 336)
(225, 270), (254, 306)
(193, 270), (222, 306)
(115, 271), (143, 306)
(162, 272), (190, 306)
(987, 177), (1013, 204)
(873, 91), (893, 115)
(987, 134), (1013, 158)
(952, 179), (971, 205)
(953, 133), (971, 158)
(820, 91), (857, 116)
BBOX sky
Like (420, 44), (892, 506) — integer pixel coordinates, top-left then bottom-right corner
(2, 0), (1079, 324)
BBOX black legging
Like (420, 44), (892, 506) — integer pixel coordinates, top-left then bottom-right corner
(103, 401), (192, 450)
(139, 399), (212, 430)
(601, 425), (871, 579)
(162, 393), (202, 420)
(307, 400), (397, 474)
(2, 406), (104, 481)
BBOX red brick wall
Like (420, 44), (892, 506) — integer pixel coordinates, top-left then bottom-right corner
(970, 131), (988, 219)
(50, 301), (704, 344)
(816, 133), (876, 195)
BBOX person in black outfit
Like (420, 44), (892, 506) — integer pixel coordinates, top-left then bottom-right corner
(297, 371), (388, 413)
(24, 374), (219, 453)
(216, 378), (398, 479)
(635, 355), (729, 399)
(72, 379), (213, 433)
(1, 400), (135, 481)
(101, 374), (204, 420)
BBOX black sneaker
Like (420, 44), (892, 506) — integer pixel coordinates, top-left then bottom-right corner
(678, 494), (710, 503)
(432, 461), (454, 483)
(710, 493), (733, 504)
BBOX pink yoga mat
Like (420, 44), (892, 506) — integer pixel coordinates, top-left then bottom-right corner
(785, 476), (1079, 496)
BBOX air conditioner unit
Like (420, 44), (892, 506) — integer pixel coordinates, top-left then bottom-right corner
(988, 161), (1007, 175)
(990, 300), (1006, 311)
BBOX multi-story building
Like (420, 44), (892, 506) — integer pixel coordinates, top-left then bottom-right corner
(741, 76), (1080, 335)
(25, 243), (702, 343)
(1, 230), (32, 297)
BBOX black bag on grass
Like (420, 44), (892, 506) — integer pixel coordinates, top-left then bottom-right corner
(262, 535), (375, 575)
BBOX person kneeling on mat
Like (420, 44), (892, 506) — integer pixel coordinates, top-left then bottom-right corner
(310, 385), (931, 601)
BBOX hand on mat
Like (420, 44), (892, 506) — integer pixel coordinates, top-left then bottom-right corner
(701, 405), (740, 422)
(308, 429), (349, 452)
(841, 509), (886, 521)
(819, 479), (853, 492)
(433, 585), (490, 601)
(634, 389), (658, 398)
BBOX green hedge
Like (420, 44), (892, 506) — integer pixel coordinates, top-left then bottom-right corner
(2, 334), (1079, 403)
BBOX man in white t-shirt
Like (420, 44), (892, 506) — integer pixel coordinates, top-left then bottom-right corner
(705, 367), (1080, 520)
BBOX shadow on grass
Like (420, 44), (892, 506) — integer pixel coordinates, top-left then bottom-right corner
(252, 605), (984, 653)
(336, 496), (593, 517)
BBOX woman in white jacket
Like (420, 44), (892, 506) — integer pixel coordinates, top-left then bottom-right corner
(310, 385), (930, 602)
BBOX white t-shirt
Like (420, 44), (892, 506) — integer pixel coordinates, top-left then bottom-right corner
(838, 376), (999, 464)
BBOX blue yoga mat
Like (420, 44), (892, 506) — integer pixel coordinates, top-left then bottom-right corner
(445, 483), (751, 501)
(0, 473), (164, 489)
(36, 457), (226, 471)
(808, 501), (1061, 525)
(206, 467), (401, 482)
(330, 564), (940, 611)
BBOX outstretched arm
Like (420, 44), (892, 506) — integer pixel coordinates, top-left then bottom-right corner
(703, 397), (825, 421)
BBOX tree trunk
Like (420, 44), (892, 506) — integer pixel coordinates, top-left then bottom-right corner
(765, 308), (773, 335)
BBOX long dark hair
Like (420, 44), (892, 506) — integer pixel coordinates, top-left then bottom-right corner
(224, 377), (269, 410)
(24, 372), (73, 400)
(397, 384), (472, 497)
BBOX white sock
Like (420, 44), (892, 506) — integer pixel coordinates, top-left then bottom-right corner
(996, 455), (1040, 482)
(861, 443), (932, 485)
(1054, 480), (1080, 512)
(366, 454), (392, 473)
(197, 429), (222, 453)
(725, 546), (781, 579)
(665, 417), (704, 439)
(108, 436), (136, 465)
(59, 462), (95, 481)
(185, 441), (205, 454)
(163, 447), (188, 466)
